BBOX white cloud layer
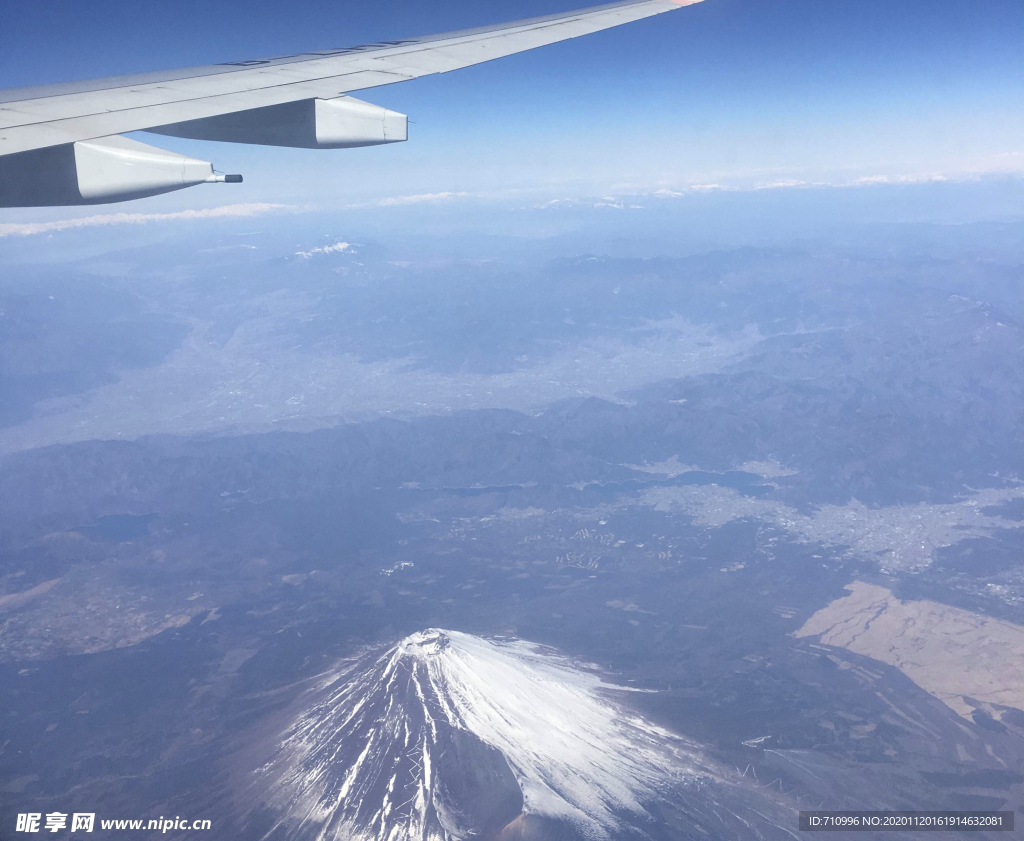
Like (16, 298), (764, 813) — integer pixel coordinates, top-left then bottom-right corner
(295, 241), (351, 258)
(0, 203), (285, 238)
(373, 191), (468, 207)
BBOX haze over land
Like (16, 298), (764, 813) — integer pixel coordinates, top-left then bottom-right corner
(3, 179), (1024, 836)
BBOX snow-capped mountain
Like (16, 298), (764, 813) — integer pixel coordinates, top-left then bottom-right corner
(240, 630), (794, 841)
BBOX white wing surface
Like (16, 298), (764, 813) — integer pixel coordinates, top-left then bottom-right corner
(0, 0), (701, 206)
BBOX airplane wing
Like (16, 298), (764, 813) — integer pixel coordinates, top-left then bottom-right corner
(0, 0), (701, 207)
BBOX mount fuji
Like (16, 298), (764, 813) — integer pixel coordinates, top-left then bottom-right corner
(237, 630), (795, 840)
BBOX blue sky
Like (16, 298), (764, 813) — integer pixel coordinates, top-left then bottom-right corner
(1, 0), (1023, 216)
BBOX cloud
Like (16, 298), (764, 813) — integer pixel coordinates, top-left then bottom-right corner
(296, 241), (352, 259)
(342, 191), (473, 208)
(753, 179), (808, 190)
(532, 169), (1012, 213)
(640, 169), (1011, 202)
(853, 173), (949, 185)
(338, 191), (471, 210)
(374, 191), (468, 207)
(652, 180), (805, 197)
(0, 203), (286, 238)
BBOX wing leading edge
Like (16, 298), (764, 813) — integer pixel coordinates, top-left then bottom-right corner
(0, 0), (702, 206)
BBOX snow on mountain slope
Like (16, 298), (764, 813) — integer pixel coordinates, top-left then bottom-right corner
(241, 630), (794, 840)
